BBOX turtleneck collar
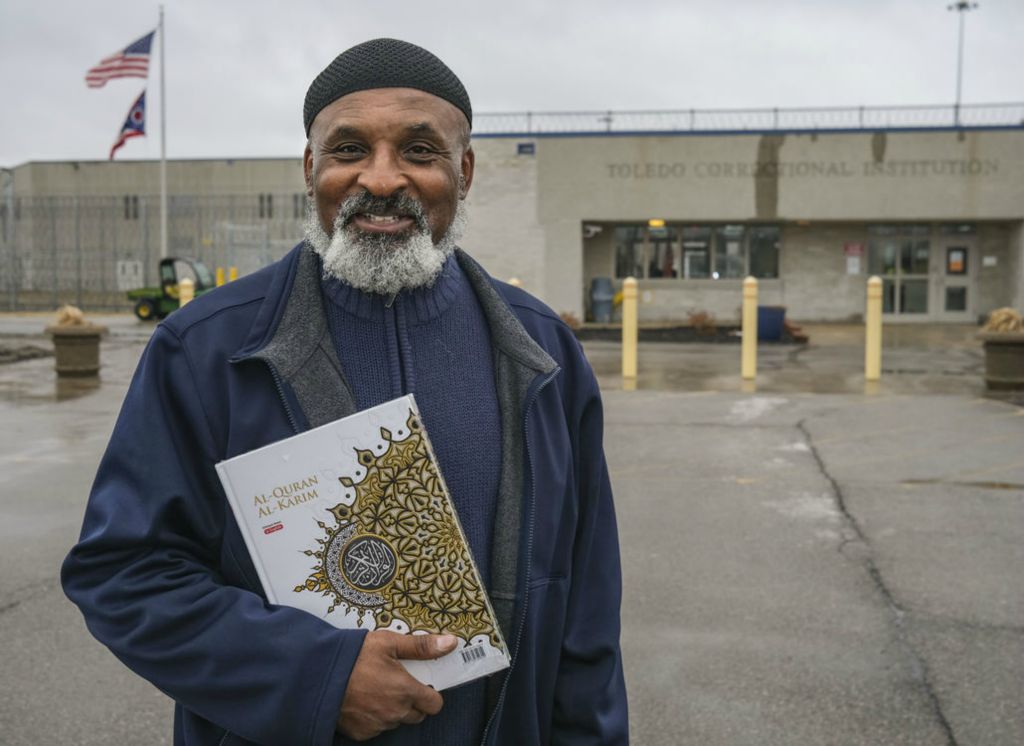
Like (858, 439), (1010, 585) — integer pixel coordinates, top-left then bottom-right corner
(319, 254), (466, 325)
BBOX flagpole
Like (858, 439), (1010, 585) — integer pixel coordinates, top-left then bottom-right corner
(159, 4), (168, 260)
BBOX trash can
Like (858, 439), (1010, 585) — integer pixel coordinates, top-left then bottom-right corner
(590, 277), (615, 323)
(757, 306), (786, 341)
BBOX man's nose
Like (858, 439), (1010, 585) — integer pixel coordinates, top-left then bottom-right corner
(356, 149), (409, 197)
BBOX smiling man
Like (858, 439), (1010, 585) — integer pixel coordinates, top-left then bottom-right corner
(63, 39), (628, 745)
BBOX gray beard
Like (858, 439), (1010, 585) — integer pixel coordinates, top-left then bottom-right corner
(303, 195), (467, 296)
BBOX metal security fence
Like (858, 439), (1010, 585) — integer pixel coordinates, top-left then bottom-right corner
(0, 194), (304, 311)
(474, 102), (1024, 136)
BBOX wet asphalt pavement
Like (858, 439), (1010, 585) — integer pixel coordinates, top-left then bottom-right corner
(0, 315), (1021, 744)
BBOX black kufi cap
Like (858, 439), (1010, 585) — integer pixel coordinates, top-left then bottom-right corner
(303, 38), (472, 135)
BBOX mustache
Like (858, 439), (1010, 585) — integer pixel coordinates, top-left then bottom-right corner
(335, 190), (429, 232)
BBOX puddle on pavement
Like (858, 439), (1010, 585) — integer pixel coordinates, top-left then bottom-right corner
(0, 374), (103, 404)
(584, 337), (988, 396)
(903, 478), (1024, 491)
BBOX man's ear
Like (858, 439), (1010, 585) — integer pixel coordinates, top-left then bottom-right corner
(303, 143), (315, 197)
(460, 145), (475, 199)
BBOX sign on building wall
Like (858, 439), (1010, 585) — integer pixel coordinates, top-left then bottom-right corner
(844, 242), (864, 276)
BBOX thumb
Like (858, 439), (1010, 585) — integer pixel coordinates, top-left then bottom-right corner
(391, 633), (458, 661)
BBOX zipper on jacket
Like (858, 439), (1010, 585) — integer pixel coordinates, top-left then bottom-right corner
(480, 367), (561, 746)
(265, 360), (301, 434)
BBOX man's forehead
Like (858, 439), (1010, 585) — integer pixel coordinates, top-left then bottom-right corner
(311, 88), (465, 137)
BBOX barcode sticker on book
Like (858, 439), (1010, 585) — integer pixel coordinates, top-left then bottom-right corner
(461, 646), (486, 664)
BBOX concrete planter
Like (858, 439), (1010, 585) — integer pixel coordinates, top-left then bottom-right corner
(978, 331), (1024, 390)
(45, 324), (107, 377)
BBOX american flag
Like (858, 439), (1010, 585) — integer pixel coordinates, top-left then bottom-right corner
(85, 31), (155, 88)
(110, 90), (147, 160)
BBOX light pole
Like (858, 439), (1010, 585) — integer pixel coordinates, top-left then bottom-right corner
(947, 1), (979, 128)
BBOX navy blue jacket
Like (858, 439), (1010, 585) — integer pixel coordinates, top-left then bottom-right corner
(62, 244), (628, 745)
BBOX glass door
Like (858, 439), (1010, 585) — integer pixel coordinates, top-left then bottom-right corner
(868, 226), (931, 316)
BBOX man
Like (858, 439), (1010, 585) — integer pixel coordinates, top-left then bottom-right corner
(62, 38), (627, 745)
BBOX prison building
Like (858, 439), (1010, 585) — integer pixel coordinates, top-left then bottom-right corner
(2, 103), (1022, 322)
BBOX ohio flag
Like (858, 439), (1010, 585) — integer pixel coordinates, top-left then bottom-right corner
(110, 90), (146, 160)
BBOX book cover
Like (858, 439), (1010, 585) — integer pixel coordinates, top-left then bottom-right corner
(215, 395), (510, 690)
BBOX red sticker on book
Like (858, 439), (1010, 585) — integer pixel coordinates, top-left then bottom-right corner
(263, 522), (283, 535)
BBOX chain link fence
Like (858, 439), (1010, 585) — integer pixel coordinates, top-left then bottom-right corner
(474, 102), (1024, 135)
(0, 194), (305, 311)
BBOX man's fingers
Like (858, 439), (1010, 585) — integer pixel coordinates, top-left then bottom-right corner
(399, 709), (427, 725)
(411, 687), (444, 717)
(391, 633), (458, 661)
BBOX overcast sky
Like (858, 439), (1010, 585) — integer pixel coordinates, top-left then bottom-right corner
(2, 0), (1022, 166)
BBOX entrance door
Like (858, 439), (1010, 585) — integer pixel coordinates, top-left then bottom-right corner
(937, 234), (975, 320)
(868, 226), (931, 317)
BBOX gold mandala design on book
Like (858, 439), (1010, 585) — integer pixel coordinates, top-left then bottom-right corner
(294, 411), (499, 645)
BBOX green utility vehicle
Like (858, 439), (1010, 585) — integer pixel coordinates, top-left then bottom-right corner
(127, 257), (215, 320)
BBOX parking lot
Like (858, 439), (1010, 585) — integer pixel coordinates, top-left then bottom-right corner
(1, 315), (1021, 744)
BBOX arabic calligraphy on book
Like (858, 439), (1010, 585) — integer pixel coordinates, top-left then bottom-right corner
(294, 411), (500, 646)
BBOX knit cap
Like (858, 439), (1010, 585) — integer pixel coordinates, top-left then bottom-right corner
(303, 38), (472, 135)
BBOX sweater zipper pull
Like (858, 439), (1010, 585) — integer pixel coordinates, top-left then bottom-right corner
(385, 292), (398, 309)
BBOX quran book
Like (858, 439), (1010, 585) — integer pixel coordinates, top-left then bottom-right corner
(215, 395), (510, 690)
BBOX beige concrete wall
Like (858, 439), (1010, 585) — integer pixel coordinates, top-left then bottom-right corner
(534, 129), (1024, 222)
(974, 224), (1017, 316)
(779, 223), (869, 322)
(461, 139), (545, 293)
(775, 131), (1023, 220)
(1013, 223), (1024, 311)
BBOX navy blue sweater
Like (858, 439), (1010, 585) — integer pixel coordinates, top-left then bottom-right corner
(321, 257), (501, 744)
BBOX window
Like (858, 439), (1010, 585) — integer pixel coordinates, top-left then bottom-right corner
(614, 226), (645, 279)
(868, 224), (930, 237)
(258, 193), (274, 219)
(681, 226), (710, 279)
(611, 223), (779, 280)
(123, 195), (139, 220)
(713, 225), (746, 279)
(748, 226), (780, 278)
(945, 287), (967, 311)
(648, 225), (678, 278)
(293, 193), (305, 220)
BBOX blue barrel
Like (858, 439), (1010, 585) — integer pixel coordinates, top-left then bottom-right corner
(757, 306), (786, 341)
(590, 277), (615, 323)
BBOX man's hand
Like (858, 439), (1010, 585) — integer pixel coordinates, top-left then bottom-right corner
(337, 630), (458, 741)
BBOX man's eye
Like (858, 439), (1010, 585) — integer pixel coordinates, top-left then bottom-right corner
(406, 146), (436, 158)
(331, 144), (363, 156)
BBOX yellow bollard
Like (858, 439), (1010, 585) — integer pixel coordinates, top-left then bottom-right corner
(179, 278), (195, 308)
(622, 277), (638, 381)
(865, 275), (883, 381)
(508, 277), (522, 288)
(229, 266), (238, 282)
(741, 276), (758, 380)
(216, 267), (225, 287)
